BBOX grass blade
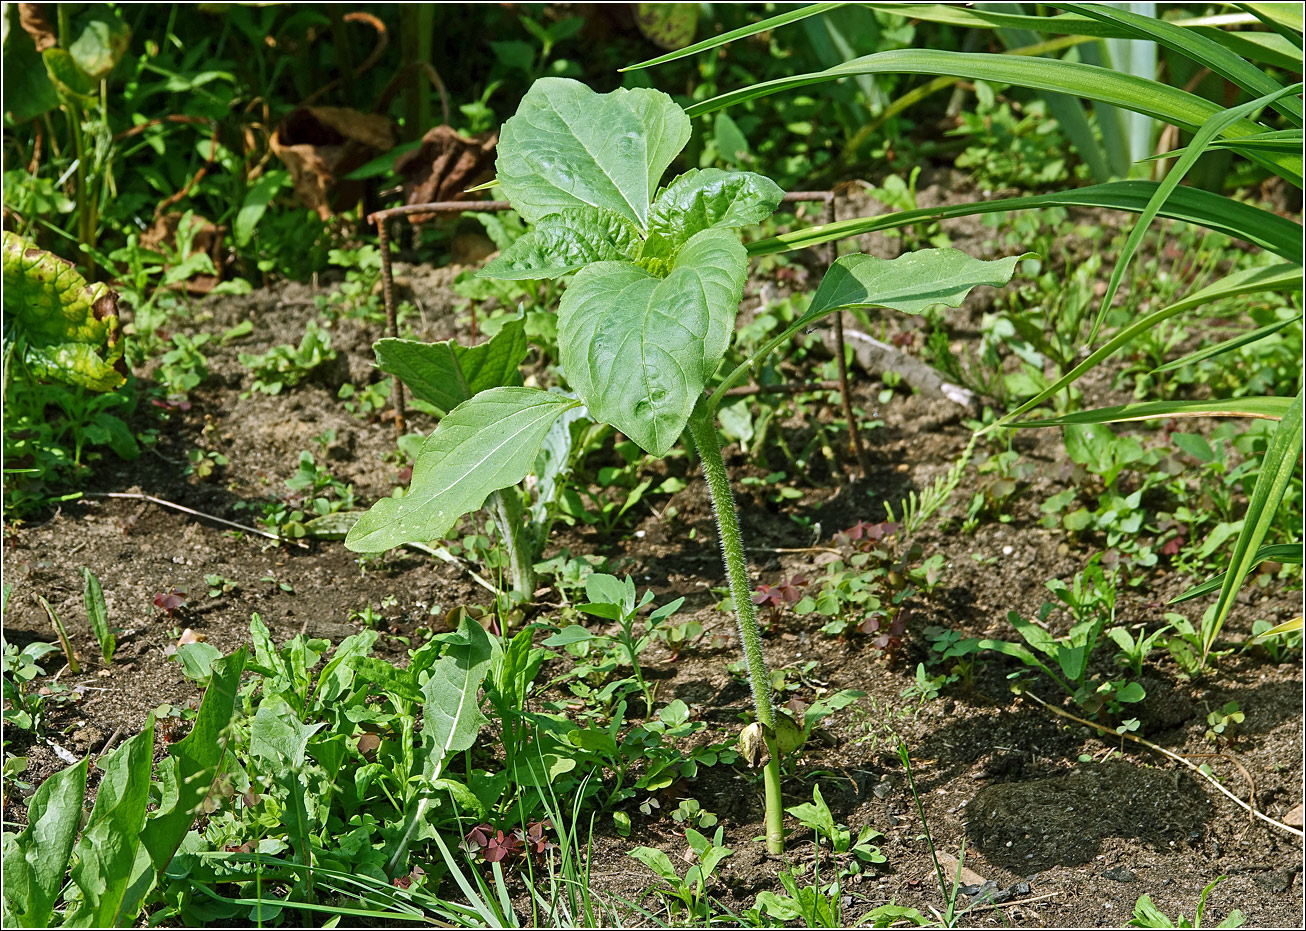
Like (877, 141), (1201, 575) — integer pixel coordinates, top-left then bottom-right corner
(1062, 2), (1302, 126)
(1152, 313), (1302, 374)
(746, 182), (1303, 260)
(621, 3), (844, 71)
(1203, 390), (1304, 659)
(1085, 83), (1303, 343)
(1014, 396), (1294, 426)
(1170, 543), (1302, 604)
(982, 263), (1302, 433)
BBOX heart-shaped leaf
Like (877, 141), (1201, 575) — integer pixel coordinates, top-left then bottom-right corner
(345, 387), (581, 552)
(559, 229), (746, 456)
(643, 168), (785, 259)
(496, 78), (690, 229)
(479, 207), (642, 280)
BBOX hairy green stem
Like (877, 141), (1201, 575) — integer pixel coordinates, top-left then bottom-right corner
(688, 405), (784, 854)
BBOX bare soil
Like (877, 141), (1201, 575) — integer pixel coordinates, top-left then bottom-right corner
(3, 197), (1302, 927)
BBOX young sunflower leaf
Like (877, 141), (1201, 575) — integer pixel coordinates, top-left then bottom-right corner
(805, 249), (1030, 319)
(495, 78), (689, 229)
(559, 228), (747, 456)
(374, 316), (528, 415)
(643, 168), (785, 258)
(479, 207), (642, 280)
(345, 388), (581, 552)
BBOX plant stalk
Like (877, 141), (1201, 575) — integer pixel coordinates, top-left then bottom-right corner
(487, 487), (536, 603)
(688, 405), (784, 854)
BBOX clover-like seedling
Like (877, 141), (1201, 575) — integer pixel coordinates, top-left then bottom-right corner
(346, 77), (1026, 853)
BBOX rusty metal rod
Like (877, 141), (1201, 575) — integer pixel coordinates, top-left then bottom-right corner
(375, 218), (406, 439)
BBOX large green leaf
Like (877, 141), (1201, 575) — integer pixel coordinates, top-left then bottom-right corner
(478, 207), (642, 280)
(1204, 390), (1304, 658)
(710, 249), (1026, 405)
(805, 249), (1030, 319)
(559, 228), (747, 456)
(495, 78), (690, 229)
(642, 168), (785, 259)
(140, 650), (248, 874)
(345, 388), (581, 552)
(373, 316), (528, 415)
(65, 719), (155, 927)
(1, 757), (88, 928)
(747, 182), (1303, 261)
(67, 9), (131, 82)
(3, 231), (126, 391)
(420, 614), (494, 782)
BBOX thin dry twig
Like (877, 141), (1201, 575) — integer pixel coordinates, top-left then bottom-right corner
(84, 492), (307, 549)
(1021, 692), (1302, 838)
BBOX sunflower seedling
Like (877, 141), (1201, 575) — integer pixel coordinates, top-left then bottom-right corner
(345, 78), (1025, 852)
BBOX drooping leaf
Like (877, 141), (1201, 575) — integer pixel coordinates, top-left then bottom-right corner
(40, 47), (96, 102)
(495, 78), (690, 228)
(65, 719), (155, 927)
(420, 615), (494, 782)
(140, 649), (248, 873)
(2, 230), (126, 391)
(642, 168), (785, 258)
(559, 229), (747, 456)
(1, 757), (88, 928)
(479, 207), (642, 280)
(805, 249), (1030, 319)
(374, 316), (528, 415)
(345, 388), (581, 552)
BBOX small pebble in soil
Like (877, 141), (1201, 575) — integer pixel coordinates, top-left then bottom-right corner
(1103, 866), (1138, 883)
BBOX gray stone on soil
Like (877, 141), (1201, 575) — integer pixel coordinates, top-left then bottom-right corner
(1103, 866), (1138, 883)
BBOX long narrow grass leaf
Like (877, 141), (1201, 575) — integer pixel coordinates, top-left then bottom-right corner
(1203, 390), (1304, 658)
(1170, 543), (1302, 603)
(1062, 2), (1302, 126)
(747, 182), (1302, 260)
(983, 263), (1301, 432)
(1014, 396), (1294, 427)
(1152, 313), (1302, 373)
(1086, 83), (1303, 343)
(622, 3), (844, 71)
